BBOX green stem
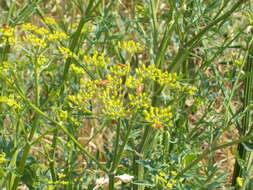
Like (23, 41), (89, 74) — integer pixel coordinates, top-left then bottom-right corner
(11, 143), (31, 190)
(49, 129), (58, 181)
(109, 173), (115, 190)
(168, 0), (247, 72)
(155, 21), (175, 69)
(109, 120), (134, 189)
(242, 154), (253, 190)
(114, 122), (133, 169)
(232, 38), (253, 188)
(11, 55), (41, 190)
(177, 134), (253, 178)
(61, 0), (103, 92)
(110, 122), (121, 171)
(0, 74), (109, 173)
(13, 82), (108, 172)
(34, 57), (40, 107)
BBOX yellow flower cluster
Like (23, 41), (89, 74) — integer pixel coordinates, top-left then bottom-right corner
(100, 88), (129, 118)
(21, 23), (68, 41)
(0, 26), (14, 37)
(37, 55), (48, 66)
(21, 23), (49, 35)
(83, 51), (110, 69)
(136, 64), (159, 80)
(34, 27), (49, 35)
(68, 79), (98, 112)
(58, 110), (68, 121)
(47, 173), (69, 190)
(157, 72), (179, 88)
(0, 152), (6, 164)
(24, 34), (47, 48)
(109, 63), (130, 76)
(143, 106), (173, 129)
(21, 22), (68, 49)
(156, 171), (178, 189)
(129, 93), (150, 109)
(0, 25), (15, 45)
(70, 64), (86, 75)
(0, 96), (21, 110)
(67, 75), (131, 119)
(44, 17), (57, 26)
(47, 31), (68, 41)
(58, 46), (77, 59)
(118, 40), (144, 53)
(136, 64), (179, 87)
(125, 75), (142, 89)
(0, 61), (10, 72)
(106, 75), (123, 90)
(21, 23), (37, 31)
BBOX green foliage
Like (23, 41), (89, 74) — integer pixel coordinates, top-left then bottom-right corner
(0, 0), (253, 190)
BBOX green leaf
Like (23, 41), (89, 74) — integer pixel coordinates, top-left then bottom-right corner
(132, 180), (154, 187)
(182, 152), (197, 168)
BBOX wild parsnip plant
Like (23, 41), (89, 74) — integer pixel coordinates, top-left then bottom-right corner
(0, 0), (253, 190)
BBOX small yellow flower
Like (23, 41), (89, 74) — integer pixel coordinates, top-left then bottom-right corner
(47, 185), (55, 190)
(166, 183), (173, 189)
(0, 61), (10, 72)
(129, 93), (151, 109)
(47, 180), (54, 185)
(59, 110), (68, 121)
(187, 85), (197, 96)
(21, 23), (37, 32)
(58, 46), (77, 59)
(159, 172), (166, 177)
(236, 177), (243, 187)
(143, 106), (173, 129)
(24, 34), (47, 48)
(156, 175), (167, 183)
(61, 180), (69, 185)
(0, 27), (14, 37)
(44, 17), (57, 25)
(71, 64), (85, 75)
(118, 40), (144, 53)
(0, 96), (21, 110)
(0, 152), (6, 164)
(171, 171), (177, 176)
(37, 56), (48, 66)
(34, 27), (49, 35)
(109, 62), (130, 76)
(47, 31), (68, 41)
(58, 172), (66, 179)
(0, 26), (15, 45)
(125, 75), (142, 89)
(83, 51), (110, 69)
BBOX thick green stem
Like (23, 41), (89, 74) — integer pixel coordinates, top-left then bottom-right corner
(49, 129), (58, 181)
(232, 38), (253, 188)
(242, 154), (253, 190)
(109, 123), (121, 190)
(109, 172), (115, 190)
(11, 143), (31, 190)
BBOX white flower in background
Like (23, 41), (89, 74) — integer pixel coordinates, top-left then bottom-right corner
(116, 174), (134, 183)
(93, 177), (109, 190)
